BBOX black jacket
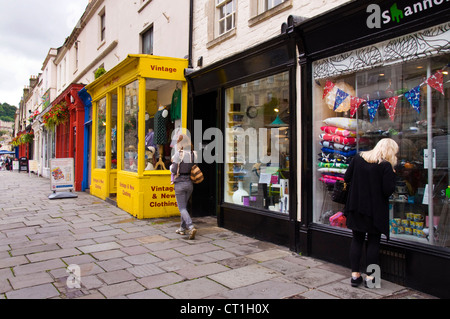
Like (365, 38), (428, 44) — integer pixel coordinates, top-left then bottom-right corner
(344, 153), (396, 238)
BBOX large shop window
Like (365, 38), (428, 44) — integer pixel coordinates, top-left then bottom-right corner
(313, 50), (450, 247)
(96, 97), (107, 169)
(225, 72), (290, 214)
(122, 78), (181, 173)
(123, 81), (139, 172)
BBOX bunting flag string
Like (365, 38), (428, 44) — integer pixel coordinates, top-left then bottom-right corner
(323, 80), (335, 99)
(382, 96), (399, 122)
(333, 89), (349, 111)
(322, 68), (447, 122)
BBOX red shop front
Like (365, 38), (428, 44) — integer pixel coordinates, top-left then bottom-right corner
(51, 83), (85, 191)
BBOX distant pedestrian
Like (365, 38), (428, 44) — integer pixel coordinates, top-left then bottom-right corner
(170, 133), (197, 240)
(344, 138), (398, 288)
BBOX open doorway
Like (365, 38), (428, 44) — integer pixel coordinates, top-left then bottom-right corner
(191, 91), (219, 217)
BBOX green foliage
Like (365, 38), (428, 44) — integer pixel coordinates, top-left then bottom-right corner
(0, 102), (17, 122)
(95, 67), (107, 79)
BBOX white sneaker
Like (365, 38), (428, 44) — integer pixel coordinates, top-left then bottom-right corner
(176, 228), (186, 235)
(188, 228), (197, 240)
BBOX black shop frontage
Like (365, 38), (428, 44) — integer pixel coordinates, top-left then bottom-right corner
(185, 0), (450, 298)
(294, 0), (450, 298)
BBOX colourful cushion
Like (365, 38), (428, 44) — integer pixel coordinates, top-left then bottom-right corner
(323, 117), (373, 131)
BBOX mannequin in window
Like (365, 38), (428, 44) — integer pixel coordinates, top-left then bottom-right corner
(154, 105), (168, 169)
(145, 146), (155, 170)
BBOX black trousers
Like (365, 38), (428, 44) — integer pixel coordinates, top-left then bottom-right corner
(350, 230), (381, 274)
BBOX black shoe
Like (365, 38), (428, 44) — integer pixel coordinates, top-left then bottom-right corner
(351, 276), (363, 287)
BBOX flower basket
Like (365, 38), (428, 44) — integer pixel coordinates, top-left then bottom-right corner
(43, 102), (69, 130)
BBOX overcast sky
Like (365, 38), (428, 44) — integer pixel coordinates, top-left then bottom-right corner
(0, 0), (88, 107)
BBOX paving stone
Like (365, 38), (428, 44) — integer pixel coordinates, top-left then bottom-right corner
(151, 249), (185, 261)
(161, 277), (229, 299)
(285, 268), (347, 289)
(97, 269), (136, 284)
(8, 271), (54, 290)
(127, 289), (172, 299)
(6, 283), (60, 299)
(137, 272), (185, 289)
(78, 242), (122, 254)
(26, 248), (80, 262)
(120, 245), (150, 256)
(217, 279), (309, 299)
(260, 259), (308, 275)
(99, 281), (145, 298)
(208, 264), (282, 289)
(0, 279), (12, 294)
(96, 258), (133, 272)
(174, 243), (220, 256)
(80, 275), (104, 290)
(0, 255), (29, 270)
(123, 253), (162, 265)
(13, 259), (66, 276)
(299, 289), (339, 299)
(318, 281), (382, 299)
(246, 249), (292, 262)
(90, 249), (127, 260)
(127, 264), (166, 278)
(9, 243), (61, 256)
(175, 263), (229, 280)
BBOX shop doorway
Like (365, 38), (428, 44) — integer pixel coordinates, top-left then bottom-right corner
(191, 91), (219, 217)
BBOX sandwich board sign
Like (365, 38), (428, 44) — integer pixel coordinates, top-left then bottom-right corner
(49, 158), (77, 199)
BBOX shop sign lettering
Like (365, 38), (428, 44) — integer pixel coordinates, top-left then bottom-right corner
(150, 65), (177, 74)
(366, 1), (449, 29)
(149, 186), (177, 207)
(119, 182), (134, 198)
(93, 178), (104, 190)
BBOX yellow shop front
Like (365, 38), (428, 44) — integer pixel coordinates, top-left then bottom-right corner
(86, 55), (188, 219)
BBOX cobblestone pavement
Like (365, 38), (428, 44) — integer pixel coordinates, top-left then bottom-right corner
(0, 170), (437, 300)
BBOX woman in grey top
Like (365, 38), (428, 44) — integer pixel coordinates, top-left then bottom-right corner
(170, 133), (197, 239)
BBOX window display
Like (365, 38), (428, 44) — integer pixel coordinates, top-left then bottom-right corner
(123, 81), (139, 172)
(313, 53), (450, 247)
(96, 97), (106, 169)
(111, 92), (117, 169)
(224, 72), (290, 214)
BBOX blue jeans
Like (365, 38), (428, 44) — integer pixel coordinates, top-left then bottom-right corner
(174, 180), (194, 230)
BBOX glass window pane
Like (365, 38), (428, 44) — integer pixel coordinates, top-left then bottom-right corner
(123, 81), (139, 172)
(111, 93), (117, 169)
(312, 53), (450, 247)
(96, 97), (106, 169)
(224, 72), (290, 214)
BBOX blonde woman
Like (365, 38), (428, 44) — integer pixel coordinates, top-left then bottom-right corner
(343, 138), (398, 288)
(170, 133), (198, 240)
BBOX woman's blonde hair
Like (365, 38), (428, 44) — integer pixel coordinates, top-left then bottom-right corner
(360, 138), (399, 169)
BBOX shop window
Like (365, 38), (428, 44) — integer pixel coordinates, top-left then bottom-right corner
(144, 78), (180, 171)
(111, 92), (118, 169)
(96, 97), (106, 169)
(313, 52), (450, 247)
(123, 81), (139, 172)
(225, 71), (290, 214)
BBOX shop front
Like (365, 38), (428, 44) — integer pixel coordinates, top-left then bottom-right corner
(86, 55), (188, 219)
(51, 84), (85, 191)
(295, 0), (450, 298)
(186, 34), (298, 248)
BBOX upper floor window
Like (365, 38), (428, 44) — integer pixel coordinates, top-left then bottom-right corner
(255, 0), (285, 15)
(99, 10), (106, 42)
(142, 27), (153, 55)
(216, 0), (235, 36)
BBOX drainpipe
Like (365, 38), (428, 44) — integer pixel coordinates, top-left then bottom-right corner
(188, 0), (194, 68)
